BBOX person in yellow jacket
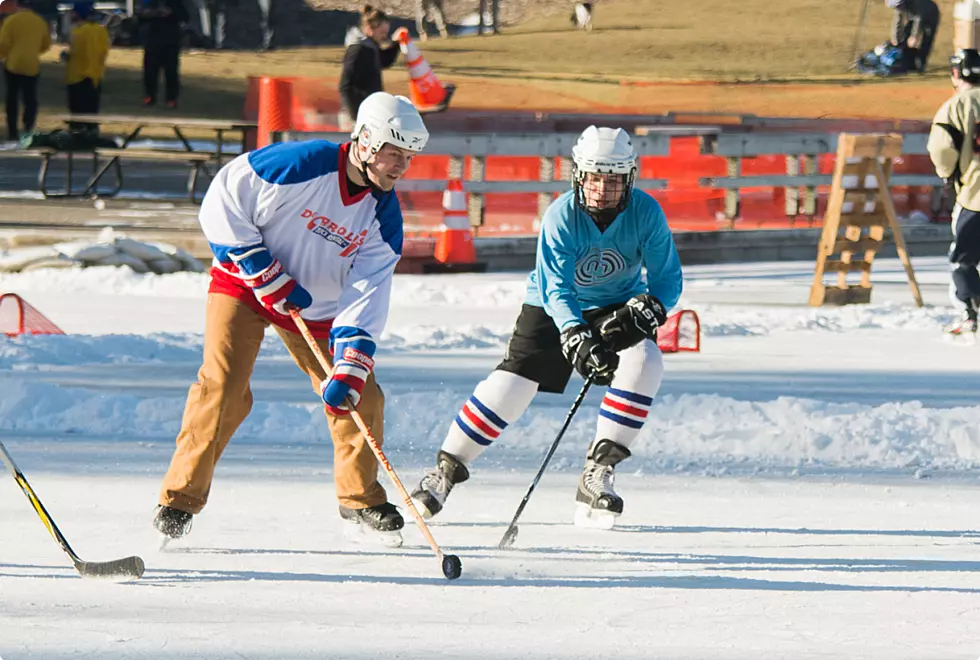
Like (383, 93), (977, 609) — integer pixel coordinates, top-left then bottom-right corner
(0, 0), (51, 143)
(63, 2), (109, 134)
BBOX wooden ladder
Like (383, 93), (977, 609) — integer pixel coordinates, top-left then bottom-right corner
(809, 133), (923, 307)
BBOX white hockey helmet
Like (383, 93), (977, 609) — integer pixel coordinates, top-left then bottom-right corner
(571, 126), (638, 224)
(352, 92), (429, 156)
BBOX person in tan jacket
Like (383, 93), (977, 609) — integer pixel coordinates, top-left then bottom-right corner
(928, 48), (980, 335)
(0, 0), (51, 142)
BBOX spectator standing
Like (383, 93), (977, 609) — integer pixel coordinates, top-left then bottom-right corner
(416, 0), (448, 40)
(887, 0), (940, 72)
(928, 49), (980, 336)
(63, 1), (110, 134)
(0, 0), (51, 143)
(338, 5), (398, 131)
(140, 0), (189, 108)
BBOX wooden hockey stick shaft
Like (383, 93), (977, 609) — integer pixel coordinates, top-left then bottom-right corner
(288, 310), (449, 559)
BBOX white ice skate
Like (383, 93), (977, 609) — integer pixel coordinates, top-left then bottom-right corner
(944, 315), (977, 345)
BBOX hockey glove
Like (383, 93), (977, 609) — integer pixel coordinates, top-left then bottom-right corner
(560, 324), (619, 386)
(320, 326), (376, 416)
(229, 244), (312, 315)
(597, 294), (667, 352)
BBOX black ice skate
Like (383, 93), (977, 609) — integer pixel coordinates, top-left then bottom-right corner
(339, 502), (405, 547)
(153, 505), (193, 543)
(574, 439), (631, 530)
(411, 451), (470, 519)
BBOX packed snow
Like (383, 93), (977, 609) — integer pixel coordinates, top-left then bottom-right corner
(2, 256), (980, 659)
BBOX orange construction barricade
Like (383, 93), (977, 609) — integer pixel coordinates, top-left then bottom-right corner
(257, 77), (293, 148)
(392, 28), (456, 113)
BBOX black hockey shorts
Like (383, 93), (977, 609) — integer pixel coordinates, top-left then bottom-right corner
(496, 302), (624, 394)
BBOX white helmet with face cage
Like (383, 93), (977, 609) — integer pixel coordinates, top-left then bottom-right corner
(571, 125), (637, 226)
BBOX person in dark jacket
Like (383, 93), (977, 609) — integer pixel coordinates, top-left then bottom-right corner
(888, 0), (940, 72)
(140, 0), (189, 108)
(338, 5), (398, 131)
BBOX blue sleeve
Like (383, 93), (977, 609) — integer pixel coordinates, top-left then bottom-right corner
(535, 202), (586, 332)
(638, 194), (683, 310)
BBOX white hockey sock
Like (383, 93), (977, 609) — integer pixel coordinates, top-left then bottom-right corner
(594, 339), (664, 450)
(441, 370), (538, 465)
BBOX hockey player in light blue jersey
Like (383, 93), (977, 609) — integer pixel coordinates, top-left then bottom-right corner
(412, 125), (683, 530)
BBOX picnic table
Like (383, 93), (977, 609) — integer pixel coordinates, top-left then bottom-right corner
(29, 114), (258, 201)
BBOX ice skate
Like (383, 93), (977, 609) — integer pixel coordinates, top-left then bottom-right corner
(153, 505), (193, 548)
(411, 451), (469, 519)
(944, 303), (978, 344)
(574, 439), (631, 530)
(339, 502), (404, 547)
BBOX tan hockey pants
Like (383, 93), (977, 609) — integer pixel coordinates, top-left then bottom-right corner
(159, 293), (387, 514)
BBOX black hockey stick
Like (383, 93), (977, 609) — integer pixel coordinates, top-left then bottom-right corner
(497, 375), (594, 549)
(0, 440), (145, 581)
(849, 0), (872, 70)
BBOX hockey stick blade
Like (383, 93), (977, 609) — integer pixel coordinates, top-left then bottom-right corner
(0, 440), (146, 582)
(497, 525), (518, 550)
(74, 555), (146, 581)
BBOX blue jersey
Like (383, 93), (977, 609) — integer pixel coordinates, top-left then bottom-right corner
(525, 189), (683, 332)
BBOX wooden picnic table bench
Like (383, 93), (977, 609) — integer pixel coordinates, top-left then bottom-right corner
(31, 114), (258, 201)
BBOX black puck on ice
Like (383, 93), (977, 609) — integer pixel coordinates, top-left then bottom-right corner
(442, 554), (462, 580)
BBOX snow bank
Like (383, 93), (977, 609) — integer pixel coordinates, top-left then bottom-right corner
(2, 379), (979, 474)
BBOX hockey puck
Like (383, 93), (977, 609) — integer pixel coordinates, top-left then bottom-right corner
(442, 553), (462, 580)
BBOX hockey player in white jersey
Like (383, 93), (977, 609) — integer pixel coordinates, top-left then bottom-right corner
(412, 126), (683, 529)
(153, 92), (428, 546)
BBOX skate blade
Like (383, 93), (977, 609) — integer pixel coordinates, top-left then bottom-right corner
(343, 520), (404, 548)
(943, 331), (977, 346)
(573, 502), (618, 530)
(157, 533), (186, 552)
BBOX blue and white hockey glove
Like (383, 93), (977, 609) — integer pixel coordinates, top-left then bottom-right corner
(228, 244), (312, 315)
(320, 326), (376, 416)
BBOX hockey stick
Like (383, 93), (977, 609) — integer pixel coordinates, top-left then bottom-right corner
(0, 440), (145, 580)
(497, 375), (594, 549)
(850, 0), (872, 70)
(288, 310), (462, 580)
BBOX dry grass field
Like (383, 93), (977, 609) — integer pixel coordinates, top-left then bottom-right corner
(28, 0), (962, 134)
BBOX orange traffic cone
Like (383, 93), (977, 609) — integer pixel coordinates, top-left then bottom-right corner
(393, 28), (456, 113)
(434, 180), (476, 265)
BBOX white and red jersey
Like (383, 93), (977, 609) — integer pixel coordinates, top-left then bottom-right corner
(202, 140), (403, 338)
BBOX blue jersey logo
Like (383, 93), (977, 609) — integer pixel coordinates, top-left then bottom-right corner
(574, 248), (626, 287)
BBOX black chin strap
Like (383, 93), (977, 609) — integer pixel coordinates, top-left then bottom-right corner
(351, 142), (386, 196)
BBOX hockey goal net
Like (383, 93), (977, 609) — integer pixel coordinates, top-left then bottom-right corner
(0, 293), (65, 337)
(656, 310), (700, 353)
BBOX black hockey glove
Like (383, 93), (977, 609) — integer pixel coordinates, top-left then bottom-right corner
(597, 294), (667, 352)
(560, 324), (619, 386)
